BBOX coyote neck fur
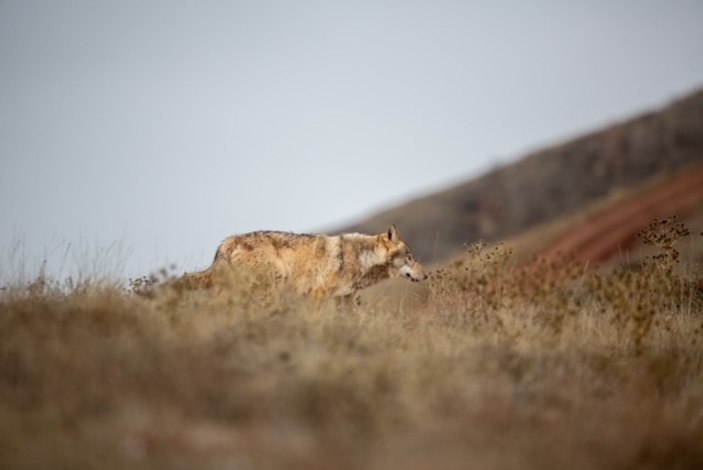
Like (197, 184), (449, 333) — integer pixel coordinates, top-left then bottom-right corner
(340, 234), (391, 290)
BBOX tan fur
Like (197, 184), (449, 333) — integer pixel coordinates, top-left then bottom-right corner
(182, 225), (426, 305)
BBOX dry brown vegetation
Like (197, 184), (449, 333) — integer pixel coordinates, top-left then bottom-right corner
(1, 218), (703, 469)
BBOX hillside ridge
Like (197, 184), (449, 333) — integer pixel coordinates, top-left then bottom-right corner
(339, 88), (703, 263)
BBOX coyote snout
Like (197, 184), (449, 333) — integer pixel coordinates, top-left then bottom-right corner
(398, 260), (426, 282)
(389, 243), (427, 283)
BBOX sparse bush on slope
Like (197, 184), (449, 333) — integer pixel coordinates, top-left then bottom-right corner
(0, 218), (702, 469)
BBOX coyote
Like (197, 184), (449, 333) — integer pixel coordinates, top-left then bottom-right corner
(182, 225), (426, 307)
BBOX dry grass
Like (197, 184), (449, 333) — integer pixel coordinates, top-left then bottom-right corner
(1, 219), (702, 469)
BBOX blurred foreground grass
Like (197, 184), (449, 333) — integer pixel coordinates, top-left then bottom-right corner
(1, 218), (702, 470)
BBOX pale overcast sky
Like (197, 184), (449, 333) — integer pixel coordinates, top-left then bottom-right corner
(1, 1), (702, 280)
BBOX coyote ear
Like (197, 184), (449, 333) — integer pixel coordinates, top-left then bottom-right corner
(386, 224), (398, 241)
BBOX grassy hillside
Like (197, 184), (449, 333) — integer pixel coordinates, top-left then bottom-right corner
(1, 218), (702, 469)
(341, 88), (703, 263)
(3, 89), (703, 470)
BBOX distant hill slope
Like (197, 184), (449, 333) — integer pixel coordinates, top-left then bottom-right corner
(340, 88), (703, 263)
(510, 165), (703, 265)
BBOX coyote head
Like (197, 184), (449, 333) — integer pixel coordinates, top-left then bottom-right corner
(378, 225), (427, 282)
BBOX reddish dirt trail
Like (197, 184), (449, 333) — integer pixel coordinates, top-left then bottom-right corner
(542, 164), (703, 264)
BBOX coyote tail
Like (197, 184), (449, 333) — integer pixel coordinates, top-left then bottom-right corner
(172, 269), (215, 291)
